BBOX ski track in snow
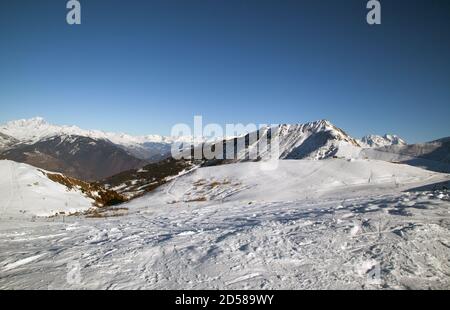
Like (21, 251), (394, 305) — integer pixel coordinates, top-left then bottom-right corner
(1, 161), (14, 217)
(2, 253), (47, 271)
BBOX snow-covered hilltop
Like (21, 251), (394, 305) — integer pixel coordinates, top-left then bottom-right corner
(0, 160), (94, 217)
(153, 159), (448, 204)
(0, 160), (126, 217)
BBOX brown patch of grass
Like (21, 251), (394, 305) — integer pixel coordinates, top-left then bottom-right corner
(209, 181), (221, 188)
(43, 171), (127, 207)
(185, 197), (207, 202)
(193, 179), (206, 186)
(84, 210), (105, 218)
(84, 207), (129, 218)
(208, 180), (232, 188)
(100, 158), (196, 199)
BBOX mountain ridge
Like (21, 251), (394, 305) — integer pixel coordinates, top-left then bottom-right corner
(0, 117), (416, 181)
(0, 117), (194, 145)
(359, 134), (407, 148)
(0, 135), (147, 181)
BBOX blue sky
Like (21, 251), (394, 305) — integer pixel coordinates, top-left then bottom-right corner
(0, 0), (449, 143)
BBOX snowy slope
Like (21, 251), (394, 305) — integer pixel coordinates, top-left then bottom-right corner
(0, 159), (449, 289)
(143, 159), (448, 204)
(0, 160), (94, 217)
(0, 132), (19, 151)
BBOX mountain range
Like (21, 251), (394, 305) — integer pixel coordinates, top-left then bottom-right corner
(0, 117), (448, 183)
(0, 117), (185, 180)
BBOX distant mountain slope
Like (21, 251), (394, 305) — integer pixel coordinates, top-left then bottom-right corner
(0, 160), (125, 217)
(359, 134), (407, 148)
(0, 132), (19, 151)
(0, 135), (146, 181)
(101, 158), (196, 199)
(2, 117), (444, 181)
(361, 137), (450, 173)
(0, 117), (191, 161)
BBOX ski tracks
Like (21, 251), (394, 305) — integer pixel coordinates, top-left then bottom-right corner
(1, 161), (15, 216)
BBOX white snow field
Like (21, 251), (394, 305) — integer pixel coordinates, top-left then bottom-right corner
(0, 159), (449, 289)
(0, 160), (93, 218)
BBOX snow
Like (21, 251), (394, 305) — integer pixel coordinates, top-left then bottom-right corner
(0, 132), (18, 151)
(2, 253), (47, 272)
(0, 159), (449, 289)
(0, 160), (94, 217)
(158, 159), (446, 203)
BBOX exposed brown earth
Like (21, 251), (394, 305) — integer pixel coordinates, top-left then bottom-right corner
(42, 171), (127, 207)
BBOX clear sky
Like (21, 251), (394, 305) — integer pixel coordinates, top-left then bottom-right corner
(0, 0), (449, 143)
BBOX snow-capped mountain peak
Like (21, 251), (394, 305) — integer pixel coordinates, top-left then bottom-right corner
(273, 120), (361, 159)
(0, 117), (199, 160)
(360, 134), (407, 148)
(1, 117), (58, 144)
(197, 119), (363, 162)
(0, 117), (195, 145)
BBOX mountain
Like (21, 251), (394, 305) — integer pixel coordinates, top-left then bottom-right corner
(277, 120), (361, 159)
(187, 120), (362, 164)
(99, 119), (363, 197)
(359, 134), (407, 148)
(0, 117), (198, 180)
(361, 136), (450, 173)
(100, 126), (448, 196)
(0, 117), (193, 161)
(0, 160), (125, 217)
(2, 117), (441, 184)
(0, 132), (19, 151)
(0, 135), (146, 181)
